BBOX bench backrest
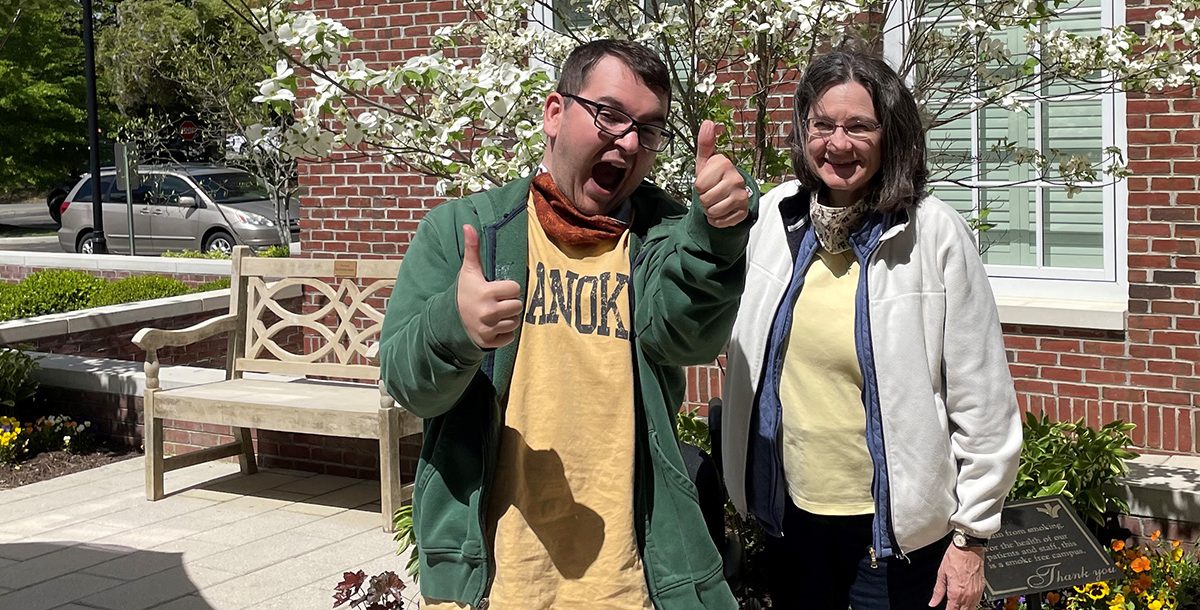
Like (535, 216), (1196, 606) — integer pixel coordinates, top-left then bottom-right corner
(228, 246), (400, 380)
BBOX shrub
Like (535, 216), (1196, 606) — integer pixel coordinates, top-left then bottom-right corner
(161, 249), (231, 259)
(90, 275), (192, 307)
(258, 245), (290, 258)
(393, 504), (419, 582)
(677, 408), (711, 454)
(194, 278), (231, 292)
(0, 347), (39, 417)
(1011, 415), (1138, 532)
(0, 269), (105, 320)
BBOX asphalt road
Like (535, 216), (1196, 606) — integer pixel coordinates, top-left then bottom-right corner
(0, 200), (61, 253)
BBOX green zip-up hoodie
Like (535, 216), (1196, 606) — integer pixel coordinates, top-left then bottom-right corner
(378, 173), (757, 609)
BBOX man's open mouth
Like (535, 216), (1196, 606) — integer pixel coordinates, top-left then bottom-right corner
(592, 161), (627, 192)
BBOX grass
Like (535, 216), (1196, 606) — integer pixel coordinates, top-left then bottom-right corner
(0, 225), (56, 238)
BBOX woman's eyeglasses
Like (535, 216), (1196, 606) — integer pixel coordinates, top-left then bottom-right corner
(805, 117), (881, 141)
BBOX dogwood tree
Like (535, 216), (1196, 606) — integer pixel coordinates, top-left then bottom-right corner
(232, 0), (1200, 200)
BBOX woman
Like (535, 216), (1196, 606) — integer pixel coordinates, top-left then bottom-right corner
(720, 50), (1022, 610)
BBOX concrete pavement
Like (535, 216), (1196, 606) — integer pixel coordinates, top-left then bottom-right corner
(0, 458), (418, 609)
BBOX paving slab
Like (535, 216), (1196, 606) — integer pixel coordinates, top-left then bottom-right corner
(240, 582), (330, 610)
(78, 563), (237, 610)
(0, 571), (124, 610)
(190, 530), (330, 574)
(0, 458), (416, 610)
(274, 473), (361, 497)
(84, 538), (228, 580)
(151, 594), (220, 610)
(0, 542), (139, 589)
(186, 506), (322, 547)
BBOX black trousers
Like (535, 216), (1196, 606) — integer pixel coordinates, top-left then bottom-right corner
(764, 500), (950, 610)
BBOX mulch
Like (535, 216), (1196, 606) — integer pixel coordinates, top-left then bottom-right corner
(0, 448), (140, 491)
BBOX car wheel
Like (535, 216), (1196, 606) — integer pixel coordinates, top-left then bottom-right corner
(77, 231), (96, 254)
(203, 231), (235, 255)
(47, 193), (66, 226)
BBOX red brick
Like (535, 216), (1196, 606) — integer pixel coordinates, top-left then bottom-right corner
(1042, 367), (1084, 382)
(1085, 370), (1128, 384)
(1131, 373), (1177, 389)
(1148, 391), (1194, 406)
(1018, 351), (1058, 365)
(1058, 383), (1101, 399)
(1150, 178), (1197, 191)
(1153, 331), (1199, 346)
(1130, 130), (1173, 144)
(1151, 114), (1197, 129)
(1040, 338), (1082, 353)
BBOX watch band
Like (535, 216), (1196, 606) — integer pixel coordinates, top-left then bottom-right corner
(953, 529), (989, 548)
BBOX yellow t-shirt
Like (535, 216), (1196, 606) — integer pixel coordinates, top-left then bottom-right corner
(431, 199), (652, 610)
(779, 247), (874, 515)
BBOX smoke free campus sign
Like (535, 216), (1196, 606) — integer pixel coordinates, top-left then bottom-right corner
(984, 496), (1121, 599)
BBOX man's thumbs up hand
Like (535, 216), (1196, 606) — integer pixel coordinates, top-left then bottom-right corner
(694, 120), (750, 229)
(457, 225), (523, 349)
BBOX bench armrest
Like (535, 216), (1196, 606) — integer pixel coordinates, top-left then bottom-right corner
(133, 313), (239, 352)
(132, 313), (239, 390)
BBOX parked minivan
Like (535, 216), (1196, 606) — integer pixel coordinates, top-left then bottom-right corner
(57, 164), (299, 255)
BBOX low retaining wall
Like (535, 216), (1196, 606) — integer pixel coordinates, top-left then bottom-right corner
(0, 250), (230, 285)
(31, 353), (421, 481)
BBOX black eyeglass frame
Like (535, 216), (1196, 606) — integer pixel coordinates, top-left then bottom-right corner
(559, 92), (675, 152)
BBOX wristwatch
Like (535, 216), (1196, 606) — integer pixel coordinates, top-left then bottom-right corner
(952, 529), (989, 549)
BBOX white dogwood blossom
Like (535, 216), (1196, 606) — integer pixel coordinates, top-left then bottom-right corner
(243, 0), (1199, 198)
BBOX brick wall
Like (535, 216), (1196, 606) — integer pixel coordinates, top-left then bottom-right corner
(27, 311), (230, 367)
(1002, 82), (1199, 455)
(295, 3), (1200, 454)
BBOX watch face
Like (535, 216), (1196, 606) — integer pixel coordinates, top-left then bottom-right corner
(953, 531), (967, 548)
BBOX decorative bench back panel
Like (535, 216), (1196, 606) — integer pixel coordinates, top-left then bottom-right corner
(231, 251), (401, 380)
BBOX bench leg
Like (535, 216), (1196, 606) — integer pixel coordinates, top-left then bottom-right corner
(379, 409), (402, 533)
(145, 392), (165, 501)
(235, 427), (258, 475)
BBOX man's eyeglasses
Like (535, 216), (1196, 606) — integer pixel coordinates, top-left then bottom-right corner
(561, 93), (674, 152)
(805, 117), (882, 141)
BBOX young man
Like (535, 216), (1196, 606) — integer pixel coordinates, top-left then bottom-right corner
(378, 39), (754, 609)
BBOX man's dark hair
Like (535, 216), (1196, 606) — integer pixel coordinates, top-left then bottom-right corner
(789, 50), (928, 214)
(556, 39), (671, 104)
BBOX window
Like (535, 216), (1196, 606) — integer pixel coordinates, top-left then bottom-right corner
(888, 0), (1127, 327)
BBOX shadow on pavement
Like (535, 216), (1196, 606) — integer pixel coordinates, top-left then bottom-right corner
(0, 542), (216, 609)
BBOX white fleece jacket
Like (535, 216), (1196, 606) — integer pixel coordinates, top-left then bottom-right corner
(721, 180), (1023, 553)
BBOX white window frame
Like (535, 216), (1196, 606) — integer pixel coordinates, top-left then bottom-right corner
(885, 0), (1128, 329)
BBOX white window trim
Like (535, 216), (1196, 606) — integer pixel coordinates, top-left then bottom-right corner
(885, 0), (1129, 330)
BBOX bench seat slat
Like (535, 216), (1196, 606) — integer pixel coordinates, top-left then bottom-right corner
(154, 378), (386, 439)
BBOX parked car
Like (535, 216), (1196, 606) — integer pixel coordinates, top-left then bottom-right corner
(57, 164), (300, 256)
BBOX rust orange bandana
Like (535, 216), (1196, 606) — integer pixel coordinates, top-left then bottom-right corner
(531, 172), (630, 247)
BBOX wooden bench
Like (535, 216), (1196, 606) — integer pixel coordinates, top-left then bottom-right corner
(132, 246), (419, 531)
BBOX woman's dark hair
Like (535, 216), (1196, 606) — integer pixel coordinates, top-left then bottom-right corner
(789, 50), (928, 213)
(556, 39), (671, 104)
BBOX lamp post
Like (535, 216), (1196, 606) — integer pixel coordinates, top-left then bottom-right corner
(82, 0), (106, 253)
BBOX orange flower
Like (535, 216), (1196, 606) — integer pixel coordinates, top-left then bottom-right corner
(1138, 573), (1154, 591)
(1172, 540), (1181, 549)
(1046, 591), (1062, 605)
(1113, 540), (1126, 551)
(1132, 556), (1152, 572)
(1004, 597), (1020, 610)
(1152, 530), (1162, 542)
